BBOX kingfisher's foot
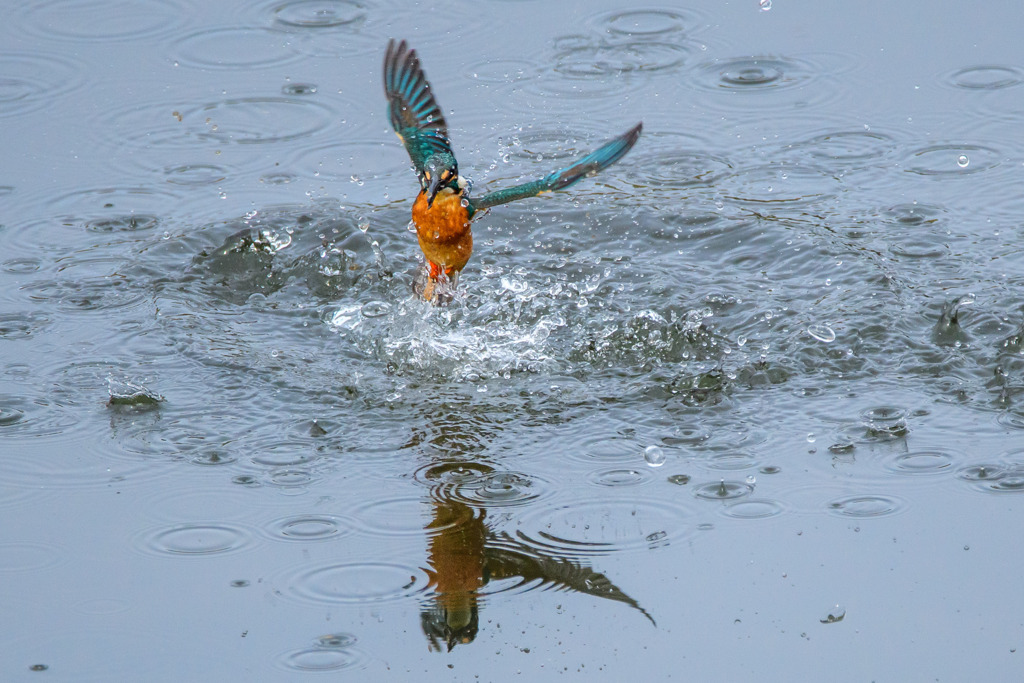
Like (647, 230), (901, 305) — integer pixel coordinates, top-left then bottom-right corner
(413, 262), (459, 304)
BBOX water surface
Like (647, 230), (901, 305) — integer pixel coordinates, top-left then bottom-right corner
(3, 0), (1024, 680)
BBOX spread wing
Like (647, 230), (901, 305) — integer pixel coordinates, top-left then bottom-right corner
(485, 532), (655, 625)
(470, 122), (642, 211)
(383, 39), (454, 176)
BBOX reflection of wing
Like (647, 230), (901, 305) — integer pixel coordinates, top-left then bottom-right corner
(383, 39), (454, 176)
(486, 532), (655, 625)
(471, 123), (642, 211)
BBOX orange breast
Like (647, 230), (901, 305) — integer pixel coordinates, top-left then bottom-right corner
(412, 190), (473, 273)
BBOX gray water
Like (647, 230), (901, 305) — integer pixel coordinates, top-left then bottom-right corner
(3, 0), (1024, 680)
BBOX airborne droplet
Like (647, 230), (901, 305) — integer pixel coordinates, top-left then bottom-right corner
(644, 445), (666, 467)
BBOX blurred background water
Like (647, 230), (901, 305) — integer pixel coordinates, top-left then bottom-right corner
(2, 0), (1024, 679)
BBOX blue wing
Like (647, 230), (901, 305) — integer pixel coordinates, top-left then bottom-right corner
(384, 39), (454, 175)
(470, 122), (642, 211)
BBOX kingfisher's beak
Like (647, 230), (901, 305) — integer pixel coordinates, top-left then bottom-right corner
(426, 173), (442, 208)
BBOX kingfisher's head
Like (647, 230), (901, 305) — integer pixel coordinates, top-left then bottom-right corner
(422, 152), (459, 207)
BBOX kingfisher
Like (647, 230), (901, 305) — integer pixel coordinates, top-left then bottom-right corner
(384, 39), (642, 300)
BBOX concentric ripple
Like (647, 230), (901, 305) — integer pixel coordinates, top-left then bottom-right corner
(826, 495), (906, 518)
(23, 0), (187, 42)
(699, 56), (803, 91)
(587, 467), (653, 487)
(137, 485), (259, 526)
(0, 542), (65, 573)
(0, 398), (95, 449)
(283, 561), (431, 605)
(662, 425), (712, 446)
(718, 163), (838, 207)
(960, 463), (1024, 494)
(266, 468), (318, 489)
(984, 469), (1024, 493)
(468, 58), (536, 85)
(277, 644), (367, 673)
(693, 480), (754, 500)
(164, 163), (228, 186)
(251, 442), (318, 467)
(880, 203), (950, 258)
(272, 0), (367, 29)
(0, 403), (27, 427)
(882, 202), (946, 226)
(705, 452), (760, 471)
(513, 498), (693, 558)
(694, 55), (842, 112)
(46, 186), (181, 229)
(106, 98), (335, 149)
(720, 499), (785, 519)
(84, 214), (160, 234)
(789, 130), (897, 165)
(945, 65), (1024, 90)
(264, 514), (356, 542)
(23, 257), (149, 313)
(957, 464), (1005, 482)
(592, 8), (696, 37)
(554, 40), (689, 78)
(572, 434), (640, 464)
(904, 143), (1002, 176)
(414, 460), (496, 486)
(634, 148), (733, 190)
(884, 451), (955, 476)
(435, 471), (552, 508)
(0, 51), (83, 118)
(191, 97), (335, 145)
(136, 523), (255, 556)
(354, 495), (477, 537)
(0, 313), (48, 340)
(285, 138), (403, 181)
(2, 257), (42, 275)
(175, 27), (303, 70)
(508, 127), (606, 163)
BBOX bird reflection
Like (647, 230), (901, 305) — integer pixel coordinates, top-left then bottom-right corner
(420, 493), (654, 652)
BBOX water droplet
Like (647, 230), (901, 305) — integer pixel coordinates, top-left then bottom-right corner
(957, 154), (969, 168)
(759, 0), (772, 10)
(806, 432), (816, 443)
(358, 222), (369, 233)
(807, 324), (836, 343)
(820, 604), (846, 623)
(644, 445), (666, 467)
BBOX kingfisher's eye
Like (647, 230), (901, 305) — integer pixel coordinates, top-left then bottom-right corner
(440, 169), (452, 183)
